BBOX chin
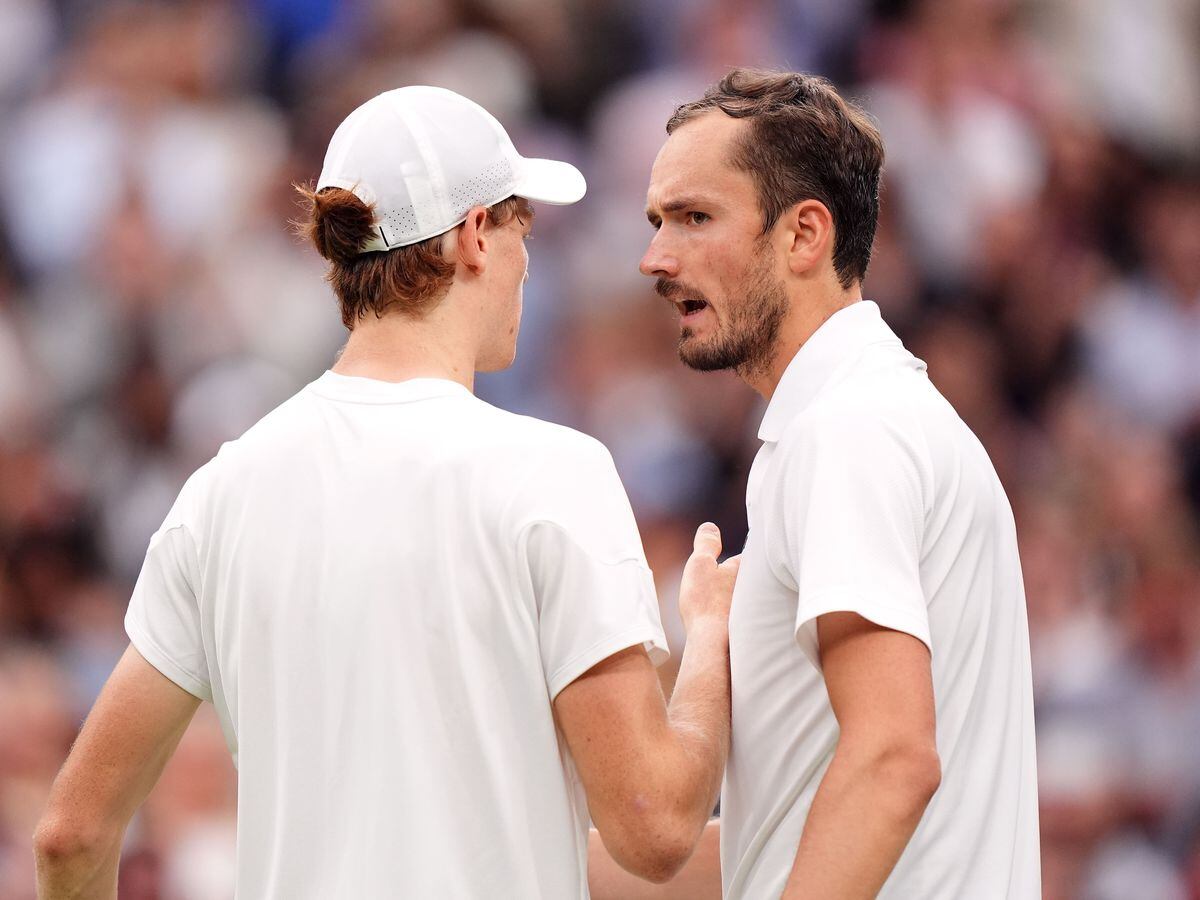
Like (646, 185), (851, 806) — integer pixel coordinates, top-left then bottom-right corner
(677, 332), (742, 373)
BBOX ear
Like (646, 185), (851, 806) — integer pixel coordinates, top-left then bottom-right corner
(455, 206), (491, 275)
(782, 199), (835, 277)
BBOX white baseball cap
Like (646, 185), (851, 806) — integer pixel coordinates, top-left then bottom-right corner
(317, 86), (586, 254)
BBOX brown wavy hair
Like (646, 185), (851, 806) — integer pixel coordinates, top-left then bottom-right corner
(294, 185), (524, 328)
(667, 68), (885, 290)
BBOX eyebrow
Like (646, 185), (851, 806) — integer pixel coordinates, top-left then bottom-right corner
(645, 197), (712, 222)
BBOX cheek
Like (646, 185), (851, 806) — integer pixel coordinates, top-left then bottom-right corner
(707, 245), (751, 308)
(696, 229), (746, 283)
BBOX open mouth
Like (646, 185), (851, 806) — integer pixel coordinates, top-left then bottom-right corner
(678, 298), (709, 318)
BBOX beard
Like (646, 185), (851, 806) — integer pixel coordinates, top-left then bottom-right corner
(671, 245), (787, 378)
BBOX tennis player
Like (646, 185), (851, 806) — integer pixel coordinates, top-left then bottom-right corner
(34, 87), (738, 899)
(630, 69), (1040, 899)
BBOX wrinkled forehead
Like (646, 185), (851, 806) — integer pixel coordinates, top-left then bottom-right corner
(645, 112), (753, 212)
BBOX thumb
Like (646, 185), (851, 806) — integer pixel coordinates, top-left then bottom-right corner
(692, 522), (722, 560)
(719, 553), (742, 575)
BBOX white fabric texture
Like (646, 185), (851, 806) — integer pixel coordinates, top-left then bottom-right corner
(126, 370), (667, 899)
(721, 301), (1041, 900)
(317, 86), (586, 251)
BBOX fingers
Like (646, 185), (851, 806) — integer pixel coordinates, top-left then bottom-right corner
(692, 522), (723, 560)
(719, 553), (741, 575)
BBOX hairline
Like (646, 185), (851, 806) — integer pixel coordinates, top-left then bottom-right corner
(665, 107), (800, 237)
(665, 77), (881, 289)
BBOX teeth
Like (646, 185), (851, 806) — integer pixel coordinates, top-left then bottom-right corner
(670, 297), (707, 315)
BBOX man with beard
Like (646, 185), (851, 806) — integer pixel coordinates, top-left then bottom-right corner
(630, 69), (1040, 899)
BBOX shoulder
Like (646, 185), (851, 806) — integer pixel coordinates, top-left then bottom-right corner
(218, 387), (318, 454)
(176, 385), (316, 488)
(783, 374), (926, 457)
(168, 388), (316, 516)
(468, 409), (632, 537)
(156, 455), (222, 538)
(475, 403), (617, 469)
(772, 374), (934, 512)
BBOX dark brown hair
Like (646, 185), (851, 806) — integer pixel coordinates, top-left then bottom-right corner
(294, 186), (525, 329)
(667, 68), (885, 289)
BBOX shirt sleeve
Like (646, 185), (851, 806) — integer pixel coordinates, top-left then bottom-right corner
(775, 410), (931, 671)
(514, 435), (669, 700)
(124, 465), (212, 701)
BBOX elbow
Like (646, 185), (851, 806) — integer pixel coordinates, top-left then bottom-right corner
(33, 816), (109, 869)
(34, 820), (77, 864)
(637, 835), (695, 885)
(905, 744), (942, 805)
(838, 735), (941, 825)
(610, 832), (695, 884)
(871, 740), (942, 816)
(595, 804), (700, 884)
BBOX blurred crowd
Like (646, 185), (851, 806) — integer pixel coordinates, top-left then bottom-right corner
(0, 0), (1198, 897)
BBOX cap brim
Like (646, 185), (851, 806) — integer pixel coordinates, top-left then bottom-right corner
(511, 157), (587, 205)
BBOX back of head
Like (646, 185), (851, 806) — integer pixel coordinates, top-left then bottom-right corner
(297, 86), (585, 330)
(295, 186), (522, 329)
(667, 68), (885, 289)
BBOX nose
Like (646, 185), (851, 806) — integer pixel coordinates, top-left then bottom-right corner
(639, 232), (679, 279)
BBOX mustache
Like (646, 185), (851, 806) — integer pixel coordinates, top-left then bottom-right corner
(654, 278), (709, 304)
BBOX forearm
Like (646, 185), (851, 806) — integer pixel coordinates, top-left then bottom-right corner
(34, 647), (201, 900)
(662, 618), (730, 828)
(562, 525), (737, 883)
(782, 746), (937, 899)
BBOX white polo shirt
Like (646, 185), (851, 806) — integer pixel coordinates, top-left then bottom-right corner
(721, 301), (1040, 899)
(125, 371), (668, 899)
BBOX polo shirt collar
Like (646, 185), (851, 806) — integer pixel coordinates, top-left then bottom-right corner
(757, 300), (901, 442)
(309, 370), (473, 404)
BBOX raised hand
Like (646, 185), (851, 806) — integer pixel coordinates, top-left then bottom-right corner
(678, 523), (741, 635)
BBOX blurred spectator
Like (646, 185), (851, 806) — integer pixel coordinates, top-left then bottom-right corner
(1083, 168), (1200, 434)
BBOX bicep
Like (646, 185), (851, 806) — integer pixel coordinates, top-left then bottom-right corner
(817, 612), (934, 747)
(553, 646), (671, 821)
(44, 644), (201, 831)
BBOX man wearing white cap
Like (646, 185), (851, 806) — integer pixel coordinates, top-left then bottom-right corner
(35, 87), (738, 899)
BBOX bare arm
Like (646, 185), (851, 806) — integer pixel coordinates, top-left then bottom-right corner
(588, 819), (721, 900)
(35, 645), (202, 900)
(556, 523), (738, 883)
(782, 612), (940, 899)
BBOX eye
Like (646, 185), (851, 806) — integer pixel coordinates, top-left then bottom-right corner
(687, 211), (710, 225)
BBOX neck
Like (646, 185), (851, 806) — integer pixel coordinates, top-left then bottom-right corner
(742, 283), (863, 401)
(331, 290), (480, 392)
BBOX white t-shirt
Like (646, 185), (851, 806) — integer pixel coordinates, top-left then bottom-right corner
(125, 371), (668, 899)
(721, 302), (1040, 899)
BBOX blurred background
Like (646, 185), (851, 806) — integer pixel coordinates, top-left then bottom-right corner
(0, 0), (1198, 897)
